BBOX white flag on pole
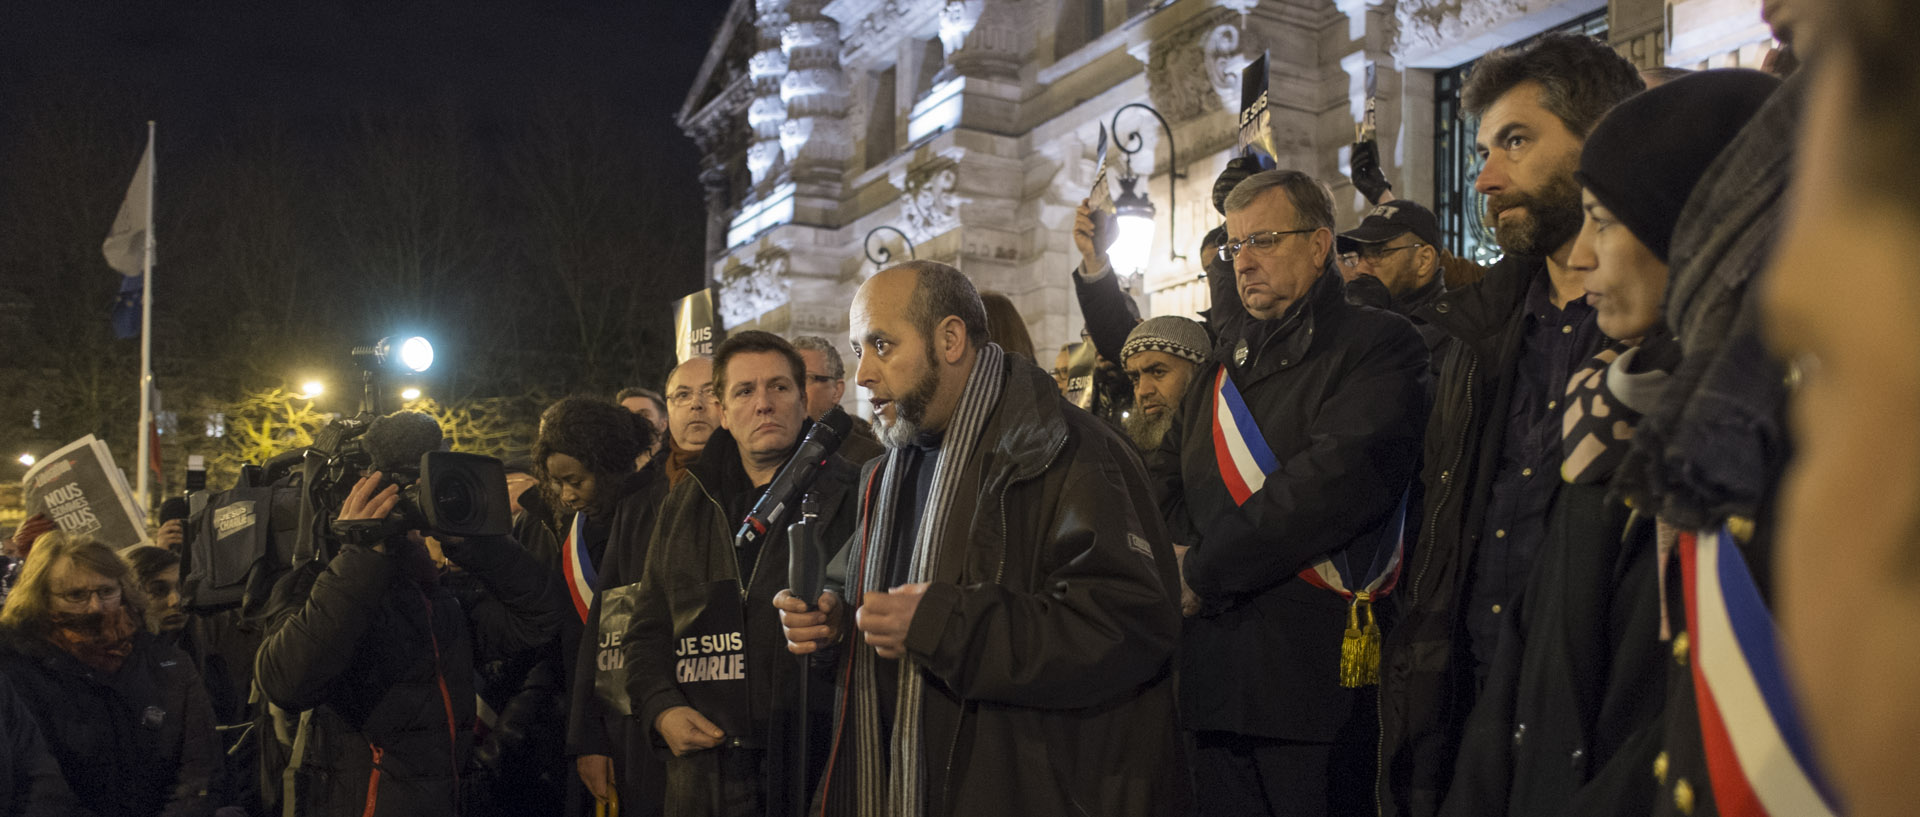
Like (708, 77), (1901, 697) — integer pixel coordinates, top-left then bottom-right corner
(102, 136), (153, 277)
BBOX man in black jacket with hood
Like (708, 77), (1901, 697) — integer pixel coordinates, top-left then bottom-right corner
(1376, 33), (1642, 817)
(624, 331), (857, 817)
(1151, 169), (1429, 816)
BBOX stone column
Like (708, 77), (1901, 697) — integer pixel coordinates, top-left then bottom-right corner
(780, 0), (853, 198)
(746, 0), (791, 189)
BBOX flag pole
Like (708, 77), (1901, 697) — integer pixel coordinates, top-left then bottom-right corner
(134, 121), (156, 514)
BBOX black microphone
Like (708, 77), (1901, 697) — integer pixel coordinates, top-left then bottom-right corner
(735, 407), (853, 550)
(363, 411), (446, 473)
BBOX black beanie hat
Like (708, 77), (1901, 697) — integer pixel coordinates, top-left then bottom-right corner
(1576, 68), (1781, 263)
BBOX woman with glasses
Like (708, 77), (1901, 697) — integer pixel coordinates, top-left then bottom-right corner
(0, 529), (218, 817)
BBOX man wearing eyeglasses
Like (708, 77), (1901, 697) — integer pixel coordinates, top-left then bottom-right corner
(1338, 200), (1451, 363)
(662, 357), (722, 488)
(1149, 169), (1429, 816)
(791, 335), (886, 465)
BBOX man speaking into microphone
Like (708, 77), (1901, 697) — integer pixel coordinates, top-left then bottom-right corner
(776, 261), (1189, 817)
(622, 331), (860, 816)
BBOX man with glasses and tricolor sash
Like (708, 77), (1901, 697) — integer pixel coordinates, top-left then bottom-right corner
(1149, 169), (1429, 817)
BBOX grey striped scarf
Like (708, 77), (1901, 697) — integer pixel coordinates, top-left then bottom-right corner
(849, 342), (1005, 817)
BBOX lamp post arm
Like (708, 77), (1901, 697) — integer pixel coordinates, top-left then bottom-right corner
(864, 225), (916, 266)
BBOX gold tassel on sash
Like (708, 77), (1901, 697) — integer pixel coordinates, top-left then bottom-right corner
(1340, 592), (1381, 688)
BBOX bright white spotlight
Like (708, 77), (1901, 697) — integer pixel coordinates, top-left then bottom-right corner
(16, 453), (34, 467)
(399, 337), (434, 373)
(401, 387), (422, 401)
(299, 381), (325, 399)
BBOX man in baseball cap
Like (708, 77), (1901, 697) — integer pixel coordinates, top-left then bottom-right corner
(1118, 315), (1209, 451)
(1337, 199), (1450, 355)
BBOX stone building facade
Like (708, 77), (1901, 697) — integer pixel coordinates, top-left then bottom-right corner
(677, 0), (1775, 410)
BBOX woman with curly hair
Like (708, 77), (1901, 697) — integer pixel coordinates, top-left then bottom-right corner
(535, 396), (669, 817)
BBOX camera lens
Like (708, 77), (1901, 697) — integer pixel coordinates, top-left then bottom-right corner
(434, 475), (476, 526)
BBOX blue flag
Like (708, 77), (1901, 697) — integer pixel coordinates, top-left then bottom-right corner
(111, 275), (141, 340)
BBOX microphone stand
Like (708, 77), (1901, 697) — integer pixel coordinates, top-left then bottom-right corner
(784, 491), (824, 817)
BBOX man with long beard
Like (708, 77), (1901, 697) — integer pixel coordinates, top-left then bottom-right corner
(1376, 33), (1642, 817)
(774, 261), (1188, 816)
(1119, 316), (1208, 452)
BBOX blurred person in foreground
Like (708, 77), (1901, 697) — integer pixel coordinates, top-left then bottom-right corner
(779, 261), (1189, 816)
(0, 530), (217, 817)
(1767, 2), (1920, 815)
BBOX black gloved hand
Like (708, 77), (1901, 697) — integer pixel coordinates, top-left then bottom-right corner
(1212, 156), (1264, 216)
(1350, 139), (1393, 205)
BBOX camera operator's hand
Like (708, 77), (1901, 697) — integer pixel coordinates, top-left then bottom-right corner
(338, 474), (401, 551)
(774, 589), (843, 655)
(155, 519), (186, 552)
(655, 706), (726, 757)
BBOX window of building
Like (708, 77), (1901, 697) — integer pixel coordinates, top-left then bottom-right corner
(866, 66), (898, 169)
(1433, 10), (1608, 265)
(1053, 0), (1104, 61)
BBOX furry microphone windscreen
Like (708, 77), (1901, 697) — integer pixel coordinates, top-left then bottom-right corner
(362, 411), (446, 473)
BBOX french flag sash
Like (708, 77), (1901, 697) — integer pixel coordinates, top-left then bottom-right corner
(1209, 368), (1405, 601)
(1680, 526), (1840, 817)
(561, 513), (595, 624)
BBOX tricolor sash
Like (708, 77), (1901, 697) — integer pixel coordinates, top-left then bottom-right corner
(561, 513), (595, 624)
(1680, 526), (1840, 817)
(1209, 368), (1406, 686)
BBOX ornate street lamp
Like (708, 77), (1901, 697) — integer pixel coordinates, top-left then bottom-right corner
(1108, 103), (1187, 275)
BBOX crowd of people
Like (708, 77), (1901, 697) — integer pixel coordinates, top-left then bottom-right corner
(2, 3), (1915, 815)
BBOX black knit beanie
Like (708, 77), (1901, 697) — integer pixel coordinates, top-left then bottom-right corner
(1576, 68), (1781, 263)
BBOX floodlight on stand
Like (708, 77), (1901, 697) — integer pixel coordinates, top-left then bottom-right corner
(1110, 173), (1158, 275)
(401, 387), (422, 401)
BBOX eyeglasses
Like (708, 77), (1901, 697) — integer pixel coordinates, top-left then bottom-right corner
(1338, 243), (1425, 269)
(805, 374), (838, 385)
(53, 586), (122, 605)
(1218, 229), (1319, 262)
(667, 386), (716, 408)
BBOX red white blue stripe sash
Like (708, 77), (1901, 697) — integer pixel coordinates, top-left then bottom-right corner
(1680, 526), (1840, 817)
(1210, 368), (1405, 599)
(561, 513), (595, 624)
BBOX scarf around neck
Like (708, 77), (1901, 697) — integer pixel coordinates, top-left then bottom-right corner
(848, 342), (1006, 817)
(46, 606), (138, 674)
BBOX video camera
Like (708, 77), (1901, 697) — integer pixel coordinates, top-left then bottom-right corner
(306, 411), (513, 547)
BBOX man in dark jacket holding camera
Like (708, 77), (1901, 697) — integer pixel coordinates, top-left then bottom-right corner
(254, 413), (565, 817)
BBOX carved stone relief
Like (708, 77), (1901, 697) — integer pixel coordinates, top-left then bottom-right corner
(1147, 19), (1254, 123)
(900, 166), (963, 240)
(1395, 0), (1527, 60)
(720, 251), (792, 328)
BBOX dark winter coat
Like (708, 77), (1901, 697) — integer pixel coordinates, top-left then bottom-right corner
(565, 465), (671, 816)
(624, 428), (856, 816)
(1150, 269), (1429, 742)
(0, 627), (218, 817)
(0, 669), (82, 816)
(1437, 483), (1667, 817)
(1379, 254), (1548, 817)
(819, 355), (1191, 817)
(254, 534), (563, 817)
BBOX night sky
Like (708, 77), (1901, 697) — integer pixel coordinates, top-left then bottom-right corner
(0, 0), (728, 168)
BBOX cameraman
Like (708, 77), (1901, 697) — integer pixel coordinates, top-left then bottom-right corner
(255, 433), (564, 816)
